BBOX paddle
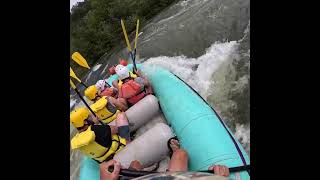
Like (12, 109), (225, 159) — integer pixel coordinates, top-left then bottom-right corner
(108, 165), (250, 178)
(70, 79), (106, 126)
(120, 19), (139, 73)
(71, 52), (112, 87)
(70, 67), (88, 88)
(70, 54), (110, 126)
(133, 19), (140, 70)
(71, 52), (90, 69)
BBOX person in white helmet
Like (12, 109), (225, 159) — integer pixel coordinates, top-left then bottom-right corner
(112, 64), (153, 106)
(84, 83), (128, 112)
(96, 79), (118, 98)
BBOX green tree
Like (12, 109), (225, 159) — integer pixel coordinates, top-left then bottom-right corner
(70, 0), (176, 78)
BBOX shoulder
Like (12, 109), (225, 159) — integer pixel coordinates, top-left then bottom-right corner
(91, 125), (111, 135)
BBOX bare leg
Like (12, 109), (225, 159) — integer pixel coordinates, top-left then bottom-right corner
(108, 96), (128, 111)
(117, 98), (128, 111)
(143, 78), (153, 95)
(168, 139), (188, 172)
(116, 112), (131, 142)
(115, 112), (129, 126)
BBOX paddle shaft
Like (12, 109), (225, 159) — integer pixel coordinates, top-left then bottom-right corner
(73, 87), (106, 126)
(120, 19), (138, 73)
(130, 50), (137, 73)
(81, 81), (88, 88)
(108, 165), (250, 178)
(199, 165), (250, 174)
(132, 19), (139, 72)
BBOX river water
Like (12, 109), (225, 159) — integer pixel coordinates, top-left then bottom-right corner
(70, 0), (250, 179)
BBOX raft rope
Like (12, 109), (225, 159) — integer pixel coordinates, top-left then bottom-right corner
(173, 74), (250, 176)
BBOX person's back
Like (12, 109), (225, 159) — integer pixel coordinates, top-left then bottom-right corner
(96, 79), (118, 98)
(84, 85), (128, 123)
(70, 107), (127, 163)
(113, 64), (153, 106)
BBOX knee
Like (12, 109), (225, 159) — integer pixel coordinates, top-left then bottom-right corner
(173, 149), (188, 160)
(116, 112), (128, 126)
(129, 160), (143, 170)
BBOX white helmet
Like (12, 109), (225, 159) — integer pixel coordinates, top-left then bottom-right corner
(95, 80), (106, 93)
(115, 64), (129, 80)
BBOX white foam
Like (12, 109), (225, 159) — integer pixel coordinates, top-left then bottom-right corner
(239, 21), (250, 43)
(85, 72), (93, 82)
(100, 62), (110, 76)
(92, 64), (102, 71)
(70, 98), (77, 109)
(143, 41), (239, 99)
(179, 0), (192, 7)
(234, 123), (250, 154)
(231, 75), (249, 93)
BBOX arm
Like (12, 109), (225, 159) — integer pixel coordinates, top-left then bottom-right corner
(100, 160), (121, 180)
(135, 71), (153, 95)
(89, 113), (101, 125)
(143, 78), (153, 95)
(109, 125), (118, 135)
(135, 70), (143, 77)
(108, 96), (128, 111)
(208, 165), (230, 177)
(112, 80), (119, 90)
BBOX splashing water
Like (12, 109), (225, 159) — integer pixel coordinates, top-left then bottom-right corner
(143, 40), (250, 157)
(144, 41), (238, 99)
(100, 62), (110, 76)
(70, 98), (77, 109)
(92, 64), (102, 71)
(234, 123), (250, 154)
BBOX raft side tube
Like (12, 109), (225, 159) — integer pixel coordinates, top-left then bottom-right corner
(143, 65), (250, 179)
(125, 95), (159, 132)
(114, 123), (174, 168)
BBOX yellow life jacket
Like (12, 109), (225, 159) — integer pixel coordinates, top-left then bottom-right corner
(90, 97), (120, 124)
(71, 126), (126, 163)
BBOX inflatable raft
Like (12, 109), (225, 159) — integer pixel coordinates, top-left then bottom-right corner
(78, 64), (250, 180)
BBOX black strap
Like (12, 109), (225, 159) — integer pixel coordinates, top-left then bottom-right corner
(104, 80), (111, 88)
(112, 135), (126, 151)
(95, 136), (124, 160)
(109, 164), (250, 178)
(173, 74), (250, 176)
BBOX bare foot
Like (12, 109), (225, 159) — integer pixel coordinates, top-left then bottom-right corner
(129, 160), (143, 171)
(169, 139), (180, 152)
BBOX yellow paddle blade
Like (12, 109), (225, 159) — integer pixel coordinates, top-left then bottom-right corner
(71, 52), (90, 69)
(134, 19), (139, 50)
(70, 79), (76, 90)
(70, 67), (82, 83)
(121, 19), (132, 52)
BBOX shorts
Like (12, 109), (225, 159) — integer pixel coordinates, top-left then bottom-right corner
(118, 125), (130, 141)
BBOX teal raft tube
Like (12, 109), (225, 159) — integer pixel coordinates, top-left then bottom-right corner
(78, 64), (250, 180)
